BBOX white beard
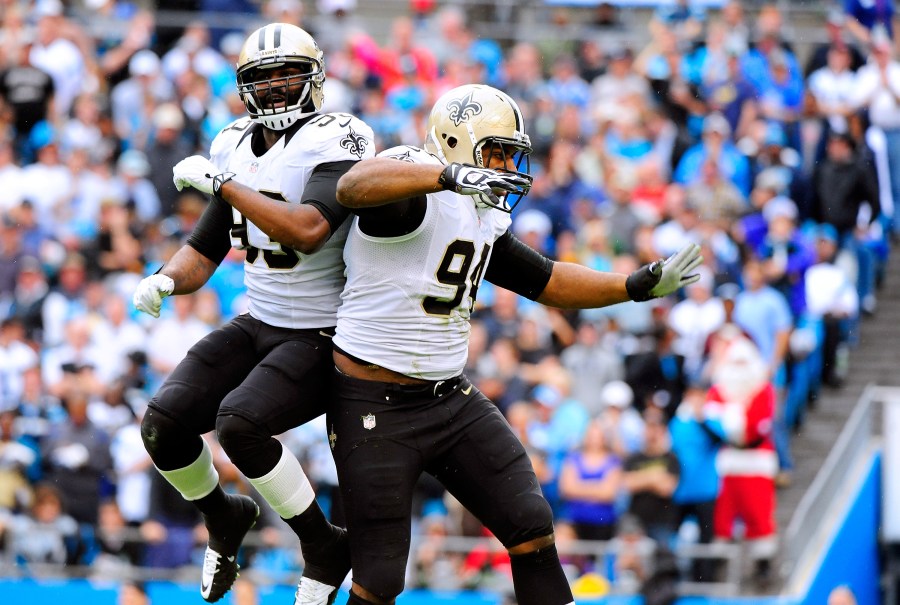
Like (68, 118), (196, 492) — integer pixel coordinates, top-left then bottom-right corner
(713, 338), (768, 403)
(714, 364), (766, 403)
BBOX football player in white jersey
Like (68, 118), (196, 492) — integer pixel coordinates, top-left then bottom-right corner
(132, 24), (374, 605)
(184, 82), (700, 605)
(325, 84), (701, 605)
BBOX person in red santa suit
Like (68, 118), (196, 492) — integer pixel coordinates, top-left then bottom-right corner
(705, 335), (778, 582)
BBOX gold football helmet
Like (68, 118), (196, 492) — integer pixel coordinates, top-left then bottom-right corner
(236, 23), (325, 130)
(424, 84), (532, 212)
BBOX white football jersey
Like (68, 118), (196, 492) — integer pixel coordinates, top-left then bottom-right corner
(209, 112), (375, 329)
(334, 146), (511, 380)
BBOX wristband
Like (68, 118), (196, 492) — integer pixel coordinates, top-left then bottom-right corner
(437, 163), (461, 191)
(212, 172), (236, 198)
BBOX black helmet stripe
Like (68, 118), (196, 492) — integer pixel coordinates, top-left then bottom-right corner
(258, 26), (266, 51)
(507, 96), (522, 133)
(273, 24), (282, 48)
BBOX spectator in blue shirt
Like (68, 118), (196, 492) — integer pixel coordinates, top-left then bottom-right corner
(741, 6), (802, 97)
(844, 0), (895, 44)
(669, 387), (722, 581)
(755, 197), (816, 318)
(544, 55), (591, 110)
(674, 112), (752, 197)
(558, 418), (623, 541)
(701, 44), (757, 138)
(650, 0), (706, 48)
(733, 258), (793, 378)
(757, 49), (805, 150)
(732, 258), (794, 475)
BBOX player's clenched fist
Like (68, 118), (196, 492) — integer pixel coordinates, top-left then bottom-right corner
(133, 274), (175, 318)
(438, 162), (531, 207)
(173, 155), (235, 197)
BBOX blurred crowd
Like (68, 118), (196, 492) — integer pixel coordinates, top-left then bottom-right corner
(0, 0), (896, 596)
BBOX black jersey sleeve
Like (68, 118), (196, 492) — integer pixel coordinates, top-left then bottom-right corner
(302, 160), (356, 232)
(484, 231), (554, 301)
(186, 196), (233, 265)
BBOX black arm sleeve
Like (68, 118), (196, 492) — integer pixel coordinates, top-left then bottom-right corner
(302, 160), (356, 232)
(186, 196), (233, 265)
(355, 196), (427, 237)
(485, 231), (554, 301)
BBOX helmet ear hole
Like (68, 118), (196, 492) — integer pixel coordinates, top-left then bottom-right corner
(446, 136), (457, 149)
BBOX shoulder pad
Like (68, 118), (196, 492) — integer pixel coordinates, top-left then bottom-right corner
(209, 117), (254, 158)
(298, 113), (376, 163)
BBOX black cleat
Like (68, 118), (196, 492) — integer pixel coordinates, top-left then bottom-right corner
(200, 495), (260, 602)
(294, 526), (351, 605)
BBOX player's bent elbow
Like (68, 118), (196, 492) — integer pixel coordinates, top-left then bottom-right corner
(335, 177), (367, 208)
(291, 232), (328, 255)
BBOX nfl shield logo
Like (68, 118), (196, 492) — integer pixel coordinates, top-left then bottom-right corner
(249, 162), (259, 174)
(362, 413), (376, 430)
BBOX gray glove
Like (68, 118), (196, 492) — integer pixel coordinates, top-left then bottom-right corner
(438, 162), (531, 208)
(626, 243), (703, 301)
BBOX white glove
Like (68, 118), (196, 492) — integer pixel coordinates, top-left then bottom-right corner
(438, 162), (531, 208)
(625, 243), (703, 301)
(133, 273), (175, 318)
(173, 155), (234, 196)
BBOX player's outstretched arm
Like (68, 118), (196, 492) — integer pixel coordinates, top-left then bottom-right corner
(537, 262), (631, 309)
(536, 243), (703, 309)
(173, 155), (332, 254)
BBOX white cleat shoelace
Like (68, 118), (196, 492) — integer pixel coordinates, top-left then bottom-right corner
(294, 577), (337, 605)
(200, 547), (236, 601)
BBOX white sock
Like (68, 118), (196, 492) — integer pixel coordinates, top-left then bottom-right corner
(157, 439), (220, 501)
(247, 442), (315, 518)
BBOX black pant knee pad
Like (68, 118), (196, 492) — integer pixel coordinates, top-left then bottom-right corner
(215, 413), (280, 478)
(503, 493), (556, 547)
(346, 590), (387, 605)
(141, 406), (203, 471)
(352, 562), (406, 603)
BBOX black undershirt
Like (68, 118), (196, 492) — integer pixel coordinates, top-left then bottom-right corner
(355, 196), (428, 237)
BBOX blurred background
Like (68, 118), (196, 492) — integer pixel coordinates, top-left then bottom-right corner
(0, 0), (898, 603)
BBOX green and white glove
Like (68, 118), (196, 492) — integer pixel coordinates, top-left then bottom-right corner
(625, 243), (703, 302)
(133, 274), (175, 318)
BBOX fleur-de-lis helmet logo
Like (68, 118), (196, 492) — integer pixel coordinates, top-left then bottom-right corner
(446, 92), (483, 127)
(340, 127), (369, 158)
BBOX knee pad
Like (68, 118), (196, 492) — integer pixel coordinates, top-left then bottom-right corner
(141, 407), (203, 471)
(350, 524), (409, 603)
(504, 493), (555, 547)
(215, 413), (281, 477)
(347, 589), (391, 605)
(352, 560), (406, 603)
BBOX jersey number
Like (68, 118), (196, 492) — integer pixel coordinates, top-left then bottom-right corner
(231, 192), (301, 270)
(308, 113), (355, 129)
(423, 240), (491, 316)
